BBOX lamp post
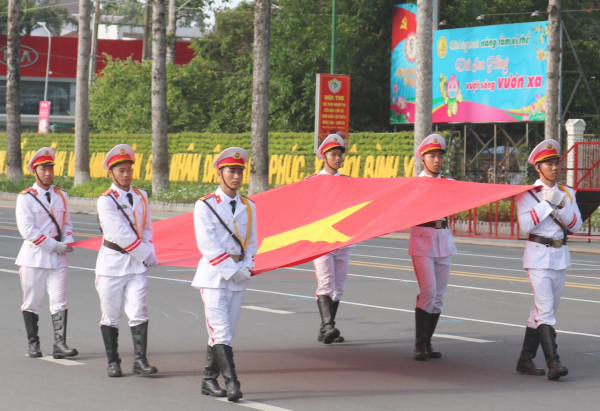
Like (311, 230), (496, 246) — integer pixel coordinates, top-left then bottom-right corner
(37, 22), (51, 101)
(331, 0), (337, 74)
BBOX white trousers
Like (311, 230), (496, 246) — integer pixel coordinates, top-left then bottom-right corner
(95, 274), (149, 327)
(314, 248), (350, 302)
(526, 268), (566, 328)
(20, 266), (68, 315)
(201, 287), (244, 347)
(412, 255), (451, 314)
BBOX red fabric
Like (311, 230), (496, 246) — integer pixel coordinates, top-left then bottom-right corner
(534, 149), (559, 163)
(108, 154), (134, 168)
(217, 157), (246, 168)
(72, 176), (533, 274)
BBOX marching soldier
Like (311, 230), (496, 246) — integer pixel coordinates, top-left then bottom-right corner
(410, 134), (456, 360)
(95, 144), (159, 377)
(309, 134), (351, 344)
(16, 147), (78, 359)
(515, 139), (582, 380)
(192, 147), (257, 402)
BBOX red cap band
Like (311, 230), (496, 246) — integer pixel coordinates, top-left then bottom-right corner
(217, 156), (246, 169)
(420, 142), (444, 156)
(108, 153), (134, 168)
(534, 149), (559, 163)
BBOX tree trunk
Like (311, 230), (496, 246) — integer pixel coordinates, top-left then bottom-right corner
(75, 0), (92, 186)
(413, 0), (434, 176)
(166, 0), (177, 64)
(89, 0), (100, 84)
(248, 0), (271, 195)
(6, 0), (22, 182)
(545, 0), (561, 141)
(151, 0), (170, 192)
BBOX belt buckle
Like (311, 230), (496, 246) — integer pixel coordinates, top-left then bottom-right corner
(229, 254), (241, 263)
(435, 221), (442, 229)
(552, 239), (562, 248)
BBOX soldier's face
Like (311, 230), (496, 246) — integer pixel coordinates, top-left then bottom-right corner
(218, 166), (244, 190)
(109, 161), (134, 188)
(324, 148), (344, 169)
(422, 150), (444, 173)
(34, 165), (54, 187)
(536, 158), (560, 181)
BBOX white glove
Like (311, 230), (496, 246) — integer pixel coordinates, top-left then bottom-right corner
(232, 267), (252, 283)
(65, 246), (74, 253)
(53, 242), (69, 255)
(143, 253), (158, 268)
(542, 186), (562, 206)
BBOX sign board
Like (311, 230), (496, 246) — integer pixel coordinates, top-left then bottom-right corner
(391, 4), (548, 124)
(433, 21), (548, 123)
(314, 73), (351, 151)
(38, 101), (51, 134)
(390, 3), (417, 124)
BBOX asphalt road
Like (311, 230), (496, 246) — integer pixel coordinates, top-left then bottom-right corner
(1, 207), (600, 411)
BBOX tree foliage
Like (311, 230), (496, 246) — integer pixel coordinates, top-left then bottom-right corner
(89, 0), (600, 134)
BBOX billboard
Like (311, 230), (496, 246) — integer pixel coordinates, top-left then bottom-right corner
(390, 6), (549, 124)
(390, 4), (417, 124)
(433, 21), (548, 123)
(314, 73), (351, 152)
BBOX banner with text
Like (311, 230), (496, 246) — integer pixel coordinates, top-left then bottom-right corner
(390, 3), (417, 124)
(314, 73), (351, 151)
(432, 21), (548, 123)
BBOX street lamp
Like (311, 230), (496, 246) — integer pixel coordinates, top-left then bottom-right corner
(531, 10), (540, 17)
(439, 20), (447, 26)
(476, 14), (485, 20)
(37, 22), (51, 102)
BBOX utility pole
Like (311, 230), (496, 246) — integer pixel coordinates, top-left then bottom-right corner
(545, 0), (561, 141)
(89, 0), (100, 84)
(331, 0), (336, 74)
(166, 0), (176, 63)
(248, 0), (271, 194)
(75, 0), (92, 186)
(6, 0), (22, 182)
(414, 0), (434, 176)
(142, 1), (152, 60)
(151, 0), (170, 192)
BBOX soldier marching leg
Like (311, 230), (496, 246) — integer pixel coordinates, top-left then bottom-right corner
(425, 312), (442, 358)
(516, 327), (545, 375)
(101, 325), (123, 377)
(202, 345), (227, 397)
(131, 321), (158, 375)
(23, 311), (42, 358)
(212, 344), (243, 402)
(537, 324), (568, 380)
(414, 308), (428, 360)
(51, 309), (78, 359)
(317, 295), (340, 344)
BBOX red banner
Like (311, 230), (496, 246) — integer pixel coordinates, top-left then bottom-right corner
(72, 177), (532, 275)
(38, 101), (50, 133)
(314, 73), (351, 150)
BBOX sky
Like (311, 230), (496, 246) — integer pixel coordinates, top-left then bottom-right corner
(206, 0), (245, 27)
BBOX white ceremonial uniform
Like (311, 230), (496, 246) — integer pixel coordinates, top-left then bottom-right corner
(193, 187), (258, 347)
(312, 169), (353, 302)
(16, 183), (75, 315)
(409, 171), (457, 314)
(95, 184), (155, 327)
(517, 180), (582, 328)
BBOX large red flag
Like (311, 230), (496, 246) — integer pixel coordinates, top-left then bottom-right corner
(72, 177), (532, 274)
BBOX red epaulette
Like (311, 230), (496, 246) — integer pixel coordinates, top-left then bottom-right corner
(534, 186), (542, 193)
(304, 174), (318, 180)
(440, 175), (447, 179)
(19, 187), (34, 195)
(101, 188), (114, 196)
(199, 193), (215, 201)
(240, 194), (254, 203)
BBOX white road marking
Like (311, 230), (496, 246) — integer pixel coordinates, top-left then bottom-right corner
(434, 334), (494, 343)
(0, 268), (19, 274)
(166, 269), (196, 272)
(242, 306), (295, 315)
(25, 354), (85, 366)
(285, 267), (600, 305)
(216, 398), (294, 411)
(355, 244), (599, 266)
(0, 234), (23, 240)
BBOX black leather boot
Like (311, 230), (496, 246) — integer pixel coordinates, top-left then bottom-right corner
(23, 311), (42, 358)
(101, 325), (123, 377)
(414, 308), (428, 361)
(317, 295), (340, 344)
(425, 312), (442, 358)
(51, 309), (78, 359)
(318, 301), (345, 342)
(516, 327), (545, 375)
(131, 321), (158, 375)
(201, 345), (227, 397)
(537, 324), (568, 380)
(212, 344), (243, 402)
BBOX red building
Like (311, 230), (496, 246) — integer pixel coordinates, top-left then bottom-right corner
(0, 35), (194, 127)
